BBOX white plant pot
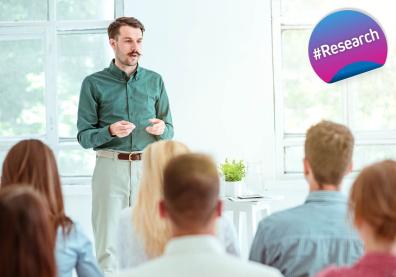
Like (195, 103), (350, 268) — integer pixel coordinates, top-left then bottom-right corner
(224, 180), (243, 197)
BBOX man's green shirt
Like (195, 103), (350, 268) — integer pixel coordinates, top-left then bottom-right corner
(77, 61), (174, 151)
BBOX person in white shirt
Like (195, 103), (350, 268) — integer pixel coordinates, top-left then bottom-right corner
(116, 141), (239, 269)
(114, 153), (282, 277)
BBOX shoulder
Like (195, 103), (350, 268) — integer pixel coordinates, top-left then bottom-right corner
(83, 68), (110, 83)
(62, 221), (91, 245)
(252, 204), (313, 248)
(115, 256), (165, 277)
(257, 205), (303, 232)
(56, 221), (92, 252)
(139, 67), (165, 85)
(139, 67), (162, 79)
(222, 255), (283, 276)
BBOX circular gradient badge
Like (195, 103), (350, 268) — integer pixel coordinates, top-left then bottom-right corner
(308, 9), (387, 83)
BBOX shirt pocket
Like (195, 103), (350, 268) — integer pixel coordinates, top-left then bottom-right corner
(133, 93), (157, 128)
(146, 95), (157, 116)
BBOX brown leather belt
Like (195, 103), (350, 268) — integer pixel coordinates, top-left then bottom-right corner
(117, 152), (142, 161)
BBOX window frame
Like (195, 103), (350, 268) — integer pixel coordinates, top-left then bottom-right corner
(272, 0), (396, 179)
(0, 0), (124, 182)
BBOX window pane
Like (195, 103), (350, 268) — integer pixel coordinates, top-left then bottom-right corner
(56, 0), (114, 20)
(282, 30), (344, 133)
(284, 146), (304, 173)
(57, 33), (113, 138)
(354, 144), (396, 171)
(58, 148), (95, 176)
(0, 39), (45, 136)
(0, 150), (9, 172)
(284, 144), (396, 174)
(350, 46), (396, 131)
(0, 0), (47, 21)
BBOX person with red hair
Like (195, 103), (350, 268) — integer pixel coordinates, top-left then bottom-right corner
(317, 160), (396, 277)
(0, 186), (56, 277)
(1, 139), (102, 277)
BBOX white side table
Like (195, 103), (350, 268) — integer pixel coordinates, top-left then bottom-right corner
(223, 196), (280, 247)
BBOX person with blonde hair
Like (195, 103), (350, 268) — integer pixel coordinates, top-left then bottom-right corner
(249, 120), (363, 276)
(317, 160), (396, 276)
(115, 153), (281, 277)
(116, 140), (239, 269)
(1, 139), (102, 277)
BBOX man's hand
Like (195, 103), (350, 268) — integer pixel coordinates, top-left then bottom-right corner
(145, 118), (165, 136)
(109, 120), (135, 138)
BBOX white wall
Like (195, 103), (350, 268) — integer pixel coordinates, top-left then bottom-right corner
(126, 0), (276, 181)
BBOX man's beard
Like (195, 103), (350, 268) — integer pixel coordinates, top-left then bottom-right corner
(119, 55), (138, 66)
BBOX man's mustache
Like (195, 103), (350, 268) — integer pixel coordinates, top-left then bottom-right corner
(129, 51), (142, 56)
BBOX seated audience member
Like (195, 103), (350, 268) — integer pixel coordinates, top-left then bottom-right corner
(115, 153), (282, 277)
(1, 139), (102, 277)
(0, 186), (56, 277)
(317, 160), (396, 277)
(249, 120), (363, 276)
(116, 140), (239, 269)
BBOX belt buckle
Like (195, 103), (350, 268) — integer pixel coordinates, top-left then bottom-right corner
(128, 153), (134, 161)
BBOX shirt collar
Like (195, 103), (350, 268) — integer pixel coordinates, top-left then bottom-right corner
(164, 235), (224, 256)
(108, 59), (142, 81)
(305, 190), (347, 204)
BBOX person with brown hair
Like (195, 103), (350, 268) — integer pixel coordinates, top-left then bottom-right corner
(1, 139), (102, 277)
(0, 186), (56, 277)
(116, 153), (281, 277)
(317, 160), (396, 277)
(116, 141), (239, 269)
(249, 120), (363, 276)
(77, 16), (173, 273)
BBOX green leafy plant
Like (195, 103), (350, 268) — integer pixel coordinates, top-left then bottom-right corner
(220, 159), (246, 182)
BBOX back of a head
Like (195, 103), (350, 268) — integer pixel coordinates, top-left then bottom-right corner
(350, 160), (396, 243)
(1, 139), (61, 189)
(1, 139), (71, 232)
(0, 186), (56, 277)
(163, 153), (220, 230)
(305, 120), (354, 186)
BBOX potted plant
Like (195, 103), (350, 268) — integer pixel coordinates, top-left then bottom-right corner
(220, 159), (246, 196)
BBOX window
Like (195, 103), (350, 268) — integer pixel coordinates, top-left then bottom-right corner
(273, 0), (396, 177)
(0, 0), (123, 182)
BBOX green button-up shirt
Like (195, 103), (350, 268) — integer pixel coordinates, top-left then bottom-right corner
(77, 61), (174, 151)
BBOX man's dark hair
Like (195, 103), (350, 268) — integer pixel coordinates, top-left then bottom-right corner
(107, 17), (145, 39)
(163, 153), (220, 229)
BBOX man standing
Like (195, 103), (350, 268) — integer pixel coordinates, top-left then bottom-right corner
(77, 17), (174, 273)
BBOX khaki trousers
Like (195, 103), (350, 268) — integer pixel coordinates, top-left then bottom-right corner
(91, 152), (142, 273)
